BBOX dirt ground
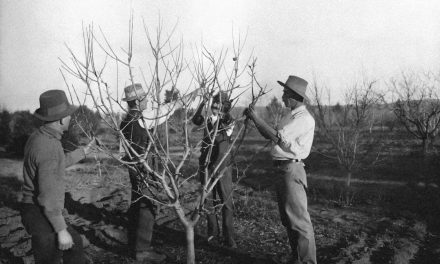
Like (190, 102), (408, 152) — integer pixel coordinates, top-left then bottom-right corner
(1, 156), (440, 264)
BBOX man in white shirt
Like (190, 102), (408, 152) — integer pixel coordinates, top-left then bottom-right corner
(245, 76), (316, 264)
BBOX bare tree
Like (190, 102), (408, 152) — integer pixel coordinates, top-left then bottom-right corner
(265, 96), (286, 127)
(60, 17), (265, 264)
(311, 78), (383, 192)
(389, 71), (440, 155)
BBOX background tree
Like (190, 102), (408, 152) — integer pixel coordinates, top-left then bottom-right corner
(265, 96), (286, 127)
(311, 78), (383, 202)
(6, 111), (41, 156)
(389, 71), (440, 155)
(0, 109), (11, 147)
(62, 105), (101, 151)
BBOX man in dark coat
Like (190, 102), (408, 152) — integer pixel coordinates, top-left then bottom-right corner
(120, 83), (200, 262)
(21, 90), (96, 264)
(192, 91), (236, 248)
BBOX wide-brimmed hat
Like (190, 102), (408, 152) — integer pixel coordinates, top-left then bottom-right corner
(277, 75), (309, 101)
(122, 83), (147, 101)
(34, 90), (78, 121)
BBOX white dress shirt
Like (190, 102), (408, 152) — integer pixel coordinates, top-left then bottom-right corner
(270, 105), (315, 160)
(209, 114), (235, 136)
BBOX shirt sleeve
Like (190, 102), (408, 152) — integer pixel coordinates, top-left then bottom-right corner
(226, 122), (235, 137)
(65, 148), (86, 168)
(141, 101), (183, 129)
(36, 158), (67, 233)
(277, 115), (315, 157)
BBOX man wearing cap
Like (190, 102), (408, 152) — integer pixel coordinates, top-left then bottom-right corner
(244, 76), (316, 264)
(120, 83), (200, 262)
(192, 91), (236, 248)
(20, 90), (96, 264)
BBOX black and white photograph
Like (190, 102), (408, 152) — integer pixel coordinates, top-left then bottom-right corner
(1, 1), (440, 263)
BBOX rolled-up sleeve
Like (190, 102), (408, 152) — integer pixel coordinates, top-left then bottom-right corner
(277, 115), (315, 158)
(37, 158), (67, 232)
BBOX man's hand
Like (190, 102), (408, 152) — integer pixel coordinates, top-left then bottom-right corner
(84, 137), (100, 156)
(57, 229), (74, 250)
(243, 105), (256, 119)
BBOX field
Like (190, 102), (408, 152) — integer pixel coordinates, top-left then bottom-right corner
(1, 123), (440, 264)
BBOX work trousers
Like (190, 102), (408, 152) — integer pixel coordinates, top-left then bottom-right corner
(127, 166), (156, 254)
(274, 161), (317, 264)
(19, 203), (85, 264)
(200, 165), (234, 244)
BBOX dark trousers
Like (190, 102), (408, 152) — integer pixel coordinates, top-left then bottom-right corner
(201, 165), (234, 243)
(128, 167), (156, 253)
(19, 203), (85, 264)
(275, 161), (317, 264)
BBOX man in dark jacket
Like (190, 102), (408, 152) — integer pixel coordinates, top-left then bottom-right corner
(120, 83), (200, 262)
(21, 90), (96, 264)
(192, 91), (236, 248)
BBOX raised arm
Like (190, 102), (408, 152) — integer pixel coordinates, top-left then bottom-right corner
(244, 107), (279, 143)
(192, 98), (206, 126)
(143, 88), (202, 129)
(65, 138), (97, 167)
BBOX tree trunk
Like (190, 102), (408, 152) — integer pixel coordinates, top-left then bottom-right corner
(346, 171), (352, 188)
(345, 171), (352, 205)
(174, 203), (200, 264)
(422, 138), (428, 156)
(185, 225), (196, 264)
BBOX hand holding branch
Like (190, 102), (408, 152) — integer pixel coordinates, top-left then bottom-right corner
(83, 137), (101, 156)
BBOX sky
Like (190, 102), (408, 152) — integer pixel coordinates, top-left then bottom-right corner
(1, 0), (440, 111)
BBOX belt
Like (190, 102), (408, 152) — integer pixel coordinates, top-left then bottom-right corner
(273, 159), (301, 166)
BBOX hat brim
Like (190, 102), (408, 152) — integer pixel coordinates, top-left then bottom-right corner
(122, 92), (147, 102)
(277, 81), (309, 101)
(34, 105), (78, 122)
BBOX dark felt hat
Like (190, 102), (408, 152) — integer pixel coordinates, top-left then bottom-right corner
(212, 91), (232, 113)
(277, 75), (309, 101)
(34, 90), (78, 121)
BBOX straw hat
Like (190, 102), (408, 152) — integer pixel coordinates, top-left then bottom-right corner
(122, 83), (147, 101)
(277, 75), (309, 101)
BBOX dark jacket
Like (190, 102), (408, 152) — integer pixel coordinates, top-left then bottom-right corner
(192, 110), (234, 171)
(120, 110), (150, 158)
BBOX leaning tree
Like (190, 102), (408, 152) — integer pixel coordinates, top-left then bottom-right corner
(60, 16), (266, 264)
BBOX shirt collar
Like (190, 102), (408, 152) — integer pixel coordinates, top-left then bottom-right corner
(290, 105), (306, 116)
(209, 114), (218, 123)
(40, 125), (63, 140)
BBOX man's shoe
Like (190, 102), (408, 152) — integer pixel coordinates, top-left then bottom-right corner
(225, 238), (237, 249)
(280, 254), (301, 264)
(135, 250), (166, 263)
